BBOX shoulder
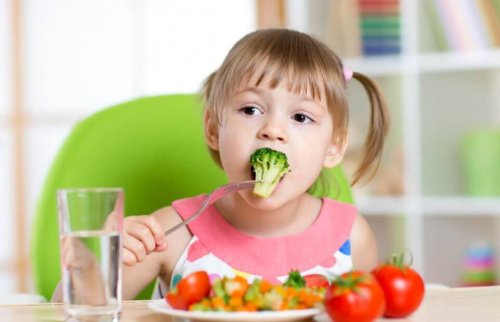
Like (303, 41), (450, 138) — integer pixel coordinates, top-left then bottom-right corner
(321, 198), (357, 227)
(322, 197), (357, 214)
(150, 205), (183, 229)
(150, 194), (205, 231)
(349, 212), (378, 271)
(150, 205), (192, 245)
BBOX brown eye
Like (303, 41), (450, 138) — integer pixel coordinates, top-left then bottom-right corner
(292, 113), (313, 123)
(239, 106), (261, 116)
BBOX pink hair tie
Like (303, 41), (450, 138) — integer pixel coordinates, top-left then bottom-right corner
(343, 67), (353, 82)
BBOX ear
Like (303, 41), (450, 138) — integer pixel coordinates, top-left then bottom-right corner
(204, 108), (219, 151)
(323, 138), (347, 168)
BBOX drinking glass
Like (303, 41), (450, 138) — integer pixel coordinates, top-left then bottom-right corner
(57, 188), (123, 320)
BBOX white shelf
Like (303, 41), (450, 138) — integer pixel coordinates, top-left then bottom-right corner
(356, 196), (406, 215)
(344, 49), (500, 77)
(422, 197), (500, 216)
(344, 56), (404, 77)
(419, 50), (500, 73)
(358, 196), (500, 217)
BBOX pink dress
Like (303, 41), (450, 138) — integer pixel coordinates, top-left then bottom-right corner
(153, 195), (356, 298)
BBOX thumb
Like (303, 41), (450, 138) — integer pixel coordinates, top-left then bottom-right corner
(154, 241), (168, 252)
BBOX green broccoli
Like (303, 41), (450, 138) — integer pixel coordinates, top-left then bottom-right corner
(250, 147), (290, 198)
(282, 270), (306, 289)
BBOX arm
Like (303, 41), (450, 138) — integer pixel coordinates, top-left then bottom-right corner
(350, 213), (378, 271)
(122, 206), (192, 300)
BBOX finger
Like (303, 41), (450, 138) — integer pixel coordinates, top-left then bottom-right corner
(154, 241), (168, 252)
(126, 222), (156, 254)
(123, 249), (137, 267)
(123, 234), (147, 263)
(137, 216), (166, 247)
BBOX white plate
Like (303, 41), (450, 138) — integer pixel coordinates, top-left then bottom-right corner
(147, 299), (323, 322)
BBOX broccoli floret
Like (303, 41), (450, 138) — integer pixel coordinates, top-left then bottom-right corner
(250, 147), (290, 198)
(283, 270), (306, 289)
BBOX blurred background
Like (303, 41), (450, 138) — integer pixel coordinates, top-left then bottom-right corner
(1, 0), (500, 298)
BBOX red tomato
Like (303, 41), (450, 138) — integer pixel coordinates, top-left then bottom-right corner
(166, 291), (188, 310)
(325, 271), (385, 322)
(303, 274), (329, 288)
(166, 271), (211, 309)
(372, 263), (425, 318)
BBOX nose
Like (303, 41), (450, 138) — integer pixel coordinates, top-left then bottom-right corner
(257, 117), (288, 143)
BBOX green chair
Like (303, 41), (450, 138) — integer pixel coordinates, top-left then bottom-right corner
(31, 94), (353, 301)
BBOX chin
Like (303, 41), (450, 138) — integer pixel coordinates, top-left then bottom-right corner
(245, 193), (286, 211)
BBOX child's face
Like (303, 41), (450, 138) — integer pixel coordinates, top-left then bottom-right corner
(205, 80), (343, 208)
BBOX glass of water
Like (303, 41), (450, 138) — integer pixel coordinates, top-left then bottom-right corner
(57, 188), (123, 320)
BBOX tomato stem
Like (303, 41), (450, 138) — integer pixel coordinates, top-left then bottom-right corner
(387, 249), (414, 269)
(404, 248), (414, 267)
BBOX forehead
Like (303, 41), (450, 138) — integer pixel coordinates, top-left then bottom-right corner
(234, 62), (328, 103)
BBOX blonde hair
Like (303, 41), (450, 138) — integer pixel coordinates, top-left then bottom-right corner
(203, 29), (389, 187)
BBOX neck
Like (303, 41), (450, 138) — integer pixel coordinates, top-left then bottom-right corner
(214, 193), (321, 238)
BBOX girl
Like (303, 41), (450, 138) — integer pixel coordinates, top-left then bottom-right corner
(120, 29), (388, 300)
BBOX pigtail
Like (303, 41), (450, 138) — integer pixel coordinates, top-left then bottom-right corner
(351, 71), (390, 185)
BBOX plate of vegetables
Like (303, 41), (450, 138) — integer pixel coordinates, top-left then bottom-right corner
(148, 270), (325, 322)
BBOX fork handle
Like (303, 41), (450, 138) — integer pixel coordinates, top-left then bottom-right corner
(163, 220), (189, 236)
(163, 201), (207, 236)
(163, 180), (259, 237)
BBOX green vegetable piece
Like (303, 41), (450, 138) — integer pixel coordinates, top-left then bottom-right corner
(189, 302), (212, 311)
(243, 280), (259, 302)
(212, 278), (230, 304)
(250, 147), (290, 198)
(243, 279), (267, 309)
(283, 269), (306, 289)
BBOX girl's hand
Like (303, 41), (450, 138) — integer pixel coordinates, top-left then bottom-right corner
(123, 215), (168, 266)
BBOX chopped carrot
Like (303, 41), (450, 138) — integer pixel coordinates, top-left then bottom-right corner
(210, 296), (226, 310)
(259, 279), (273, 293)
(228, 276), (249, 297)
(229, 296), (243, 309)
(286, 287), (298, 297)
(243, 302), (258, 311)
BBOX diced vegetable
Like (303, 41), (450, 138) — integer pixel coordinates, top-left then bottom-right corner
(187, 272), (324, 312)
(283, 270), (306, 289)
(166, 270), (325, 312)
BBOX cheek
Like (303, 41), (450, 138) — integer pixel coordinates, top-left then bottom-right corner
(290, 133), (333, 178)
(218, 125), (247, 152)
(217, 126), (252, 177)
(294, 150), (326, 178)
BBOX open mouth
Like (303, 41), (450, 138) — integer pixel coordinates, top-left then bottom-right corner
(250, 166), (287, 184)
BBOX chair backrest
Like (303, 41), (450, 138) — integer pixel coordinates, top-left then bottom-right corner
(31, 94), (353, 300)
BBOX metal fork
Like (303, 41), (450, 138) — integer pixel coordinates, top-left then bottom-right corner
(163, 180), (259, 236)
